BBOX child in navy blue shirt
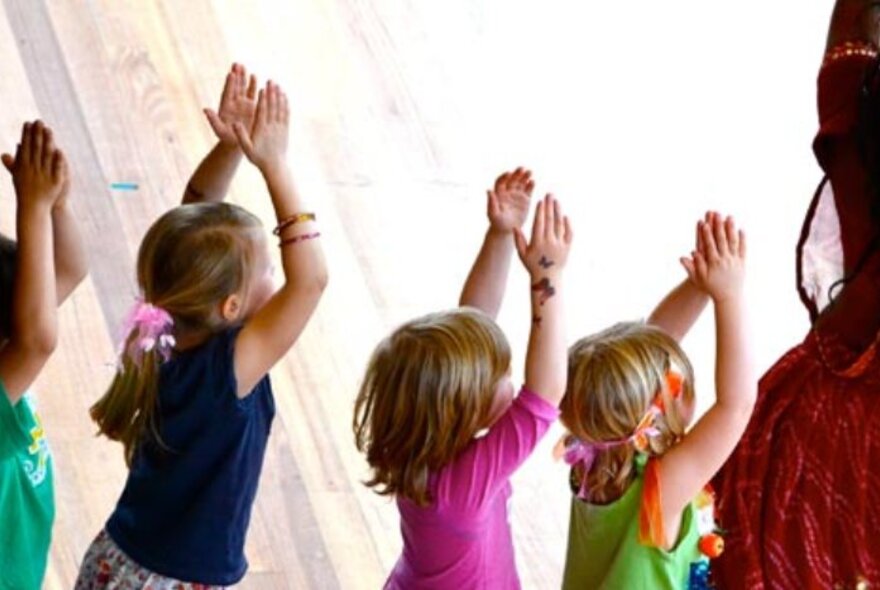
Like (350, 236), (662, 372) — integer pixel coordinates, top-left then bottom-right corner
(75, 65), (328, 588)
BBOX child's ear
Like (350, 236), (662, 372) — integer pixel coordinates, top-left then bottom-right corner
(219, 293), (243, 322)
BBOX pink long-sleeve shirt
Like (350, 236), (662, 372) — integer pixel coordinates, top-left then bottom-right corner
(385, 388), (559, 590)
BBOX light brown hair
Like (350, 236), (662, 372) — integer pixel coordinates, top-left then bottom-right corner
(90, 203), (262, 465)
(353, 307), (511, 506)
(561, 321), (694, 504)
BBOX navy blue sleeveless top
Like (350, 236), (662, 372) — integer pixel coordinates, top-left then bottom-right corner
(106, 328), (275, 584)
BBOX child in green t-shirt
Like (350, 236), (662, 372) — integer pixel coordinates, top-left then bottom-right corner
(0, 120), (87, 590)
(558, 212), (755, 589)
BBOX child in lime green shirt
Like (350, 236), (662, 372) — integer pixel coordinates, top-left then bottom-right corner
(558, 212), (754, 589)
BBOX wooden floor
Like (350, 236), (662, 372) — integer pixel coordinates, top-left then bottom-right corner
(0, 1), (831, 588)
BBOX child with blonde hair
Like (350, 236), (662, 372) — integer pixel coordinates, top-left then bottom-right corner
(0, 120), (86, 590)
(559, 212), (755, 589)
(355, 169), (573, 589)
(75, 66), (328, 588)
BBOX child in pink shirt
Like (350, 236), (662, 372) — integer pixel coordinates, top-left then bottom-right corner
(354, 169), (573, 589)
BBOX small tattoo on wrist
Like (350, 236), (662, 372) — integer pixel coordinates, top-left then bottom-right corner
(532, 315), (542, 326)
(531, 277), (556, 306)
(538, 256), (554, 269)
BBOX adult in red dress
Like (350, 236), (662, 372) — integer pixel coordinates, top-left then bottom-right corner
(714, 1), (880, 588)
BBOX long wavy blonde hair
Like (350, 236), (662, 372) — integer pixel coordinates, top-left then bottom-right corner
(90, 203), (263, 466)
(353, 307), (511, 506)
(561, 321), (695, 504)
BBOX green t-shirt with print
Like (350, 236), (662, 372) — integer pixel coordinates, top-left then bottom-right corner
(0, 380), (54, 590)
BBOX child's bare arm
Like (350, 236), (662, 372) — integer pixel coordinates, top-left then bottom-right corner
(50, 183), (87, 302)
(515, 195), (572, 405)
(0, 122), (66, 403)
(182, 64), (257, 204)
(657, 212), (756, 546)
(459, 168), (533, 318)
(648, 219), (712, 340)
(3, 147), (86, 303)
(232, 82), (328, 397)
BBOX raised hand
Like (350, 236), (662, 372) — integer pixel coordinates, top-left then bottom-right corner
(680, 211), (746, 303)
(488, 167), (534, 233)
(234, 81), (289, 173)
(514, 194), (573, 280)
(2, 121), (67, 209)
(205, 63), (258, 148)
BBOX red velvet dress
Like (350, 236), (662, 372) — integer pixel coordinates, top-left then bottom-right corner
(713, 43), (880, 589)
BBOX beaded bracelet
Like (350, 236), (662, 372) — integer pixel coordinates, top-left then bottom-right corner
(273, 213), (317, 236)
(279, 231), (321, 247)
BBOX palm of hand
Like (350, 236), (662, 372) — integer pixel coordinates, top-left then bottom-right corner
(698, 256), (744, 301)
(489, 167), (534, 232)
(249, 123), (287, 164)
(216, 97), (256, 144)
(491, 188), (530, 232)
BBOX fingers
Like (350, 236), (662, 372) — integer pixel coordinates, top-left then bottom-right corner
(695, 218), (704, 255)
(712, 212), (728, 256)
(20, 122), (32, 165)
(680, 256), (696, 281)
(204, 108), (224, 135)
(494, 167), (533, 195)
(563, 215), (573, 244)
(700, 215), (720, 260)
(494, 172), (509, 195)
(254, 88), (267, 128)
(32, 121), (45, 165)
(552, 196), (563, 238)
(42, 126), (55, 171)
(51, 149), (65, 184)
(737, 229), (747, 258)
(1, 154), (13, 173)
(487, 189), (499, 219)
(532, 197), (546, 242)
(266, 80), (277, 121)
(693, 251), (708, 279)
(247, 73), (257, 100)
(220, 68), (235, 109)
(279, 85), (289, 124)
(542, 193), (554, 241)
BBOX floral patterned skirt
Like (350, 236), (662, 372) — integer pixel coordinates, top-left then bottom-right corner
(75, 530), (225, 590)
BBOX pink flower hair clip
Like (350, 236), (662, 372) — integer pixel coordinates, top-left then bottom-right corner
(119, 298), (177, 368)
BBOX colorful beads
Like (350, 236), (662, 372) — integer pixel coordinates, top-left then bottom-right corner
(699, 532), (725, 559)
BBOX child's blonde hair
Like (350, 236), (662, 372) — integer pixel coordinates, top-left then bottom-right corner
(353, 307), (511, 506)
(561, 322), (695, 504)
(91, 203), (262, 465)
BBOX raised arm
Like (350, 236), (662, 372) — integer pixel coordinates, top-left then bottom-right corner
(647, 218), (711, 341)
(232, 81), (328, 397)
(656, 212), (755, 547)
(514, 194), (573, 405)
(50, 179), (87, 302)
(182, 63), (257, 204)
(0, 122), (66, 403)
(826, 0), (880, 51)
(459, 168), (533, 318)
(2, 143), (87, 303)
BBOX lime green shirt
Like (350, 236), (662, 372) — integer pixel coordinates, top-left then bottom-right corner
(561, 458), (705, 590)
(0, 381), (55, 590)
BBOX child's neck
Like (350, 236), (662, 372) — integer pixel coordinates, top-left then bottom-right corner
(174, 328), (213, 351)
